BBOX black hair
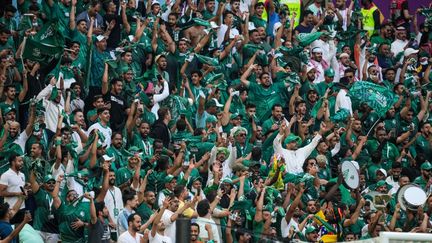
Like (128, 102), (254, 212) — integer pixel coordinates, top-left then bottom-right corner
(157, 107), (170, 121)
(122, 189), (136, 205)
(4, 5), (17, 13)
(174, 184), (185, 198)
(110, 77), (122, 85)
(127, 213), (140, 224)
(0, 203), (10, 219)
(176, 119), (187, 131)
(196, 199), (210, 217)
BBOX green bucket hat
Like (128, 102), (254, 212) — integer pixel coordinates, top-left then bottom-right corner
(216, 147), (230, 158)
(283, 134), (302, 147)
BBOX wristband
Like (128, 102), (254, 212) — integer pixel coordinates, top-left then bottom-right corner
(55, 139), (62, 146)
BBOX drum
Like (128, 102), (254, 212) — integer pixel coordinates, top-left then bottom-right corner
(397, 184), (427, 211)
(341, 161), (360, 190)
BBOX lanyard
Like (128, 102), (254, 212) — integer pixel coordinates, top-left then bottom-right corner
(109, 188), (116, 208)
(142, 140), (151, 156)
(46, 194), (53, 214)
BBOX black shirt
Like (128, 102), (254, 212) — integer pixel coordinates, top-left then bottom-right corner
(104, 92), (127, 132)
(88, 219), (110, 243)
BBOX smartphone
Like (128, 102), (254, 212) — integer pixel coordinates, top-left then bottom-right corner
(157, 74), (162, 81)
(222, 133), (227, 139)
(181, 114), (185, 119)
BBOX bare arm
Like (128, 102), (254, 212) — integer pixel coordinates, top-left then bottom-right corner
(69, 0), (77, 30)
(101, 63), (109, 95)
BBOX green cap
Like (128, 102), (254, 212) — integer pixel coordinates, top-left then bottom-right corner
(375, 180), (387, 188)
(206, 115), (217, 123)
(421, 162), (432, 170)
(305, 226), (318, 234)
(2, 106), (16, 115)
(324, 68), (335, 77)
(230, 113), (242, 120)
(221, 177), (233, 184)
(164, 175), (176, 184)
(283, 134), (302, 147)
(205, 99), (223, 109)
(44, 174), (56, 183)
(264, 204), (273, 212)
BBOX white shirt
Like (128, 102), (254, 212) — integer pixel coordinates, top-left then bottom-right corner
(335, 89), (353, 115)
(0, 168), (25, 209)
(161, 210), (176, 243)
(104, 187), (124, 224)
(391, 39), (409, 61)
(273, 133), (322, 174)
(281, 217), (299, 238)
(36, 84), (65, 133)
(149, 232), (172, 243)
(197, 216), (221, 243)
(217, 24), (239, 48)
(13, 131), (29, 154)
(151, 81), (170, 119)
(117, 231), (143, 243)
(88, 122), (112, 147)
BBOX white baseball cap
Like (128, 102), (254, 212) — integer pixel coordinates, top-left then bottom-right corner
(404, 48), (419, 57)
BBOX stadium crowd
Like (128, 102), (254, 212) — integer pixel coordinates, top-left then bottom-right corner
(0, 0), (431, 242)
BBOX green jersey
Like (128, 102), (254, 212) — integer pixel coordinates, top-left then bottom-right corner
(33, 188), (58, 233)
(58, 201), (90, 243)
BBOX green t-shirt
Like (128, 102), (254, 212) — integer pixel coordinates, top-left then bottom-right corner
(247, 82), (286, 121)
(33, 188), (58, 233)
(58, 201), (90, 243)
(136, 203), (154, 227)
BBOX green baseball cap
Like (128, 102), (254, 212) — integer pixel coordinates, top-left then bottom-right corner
(164, 175), (176, 184)
(44, 174), (56, 183)
(421, 162), (432, 170)
(305, 226), (318, 234)
(324, 68), (335, 77)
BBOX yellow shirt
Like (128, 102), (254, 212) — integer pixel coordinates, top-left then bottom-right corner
(178, 200), (195, 218)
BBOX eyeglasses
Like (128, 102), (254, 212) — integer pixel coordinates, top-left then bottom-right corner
(238, 133), (247, 137)
(46, 181), (56, 185)
(346, 75), (353, 78)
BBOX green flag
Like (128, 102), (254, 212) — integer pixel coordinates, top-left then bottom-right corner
(331, 108), (350, 123)
(22, 21), (64, 66)
(296, 32), (323, 47)
(194, 54), (219, 66)
(348, 81), (398, 115)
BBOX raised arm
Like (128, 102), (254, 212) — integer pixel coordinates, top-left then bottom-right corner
(52, 175), (64, 209)
(102, 63), (109, 95)
(87, 17), (95, 46)
(25, 104), (36, 137)
(254, 187), (266, 223)
(18, 70), (28, 102)
(95, 162), (110, 202)
(88, 131), (99, 168)
(69, 0), (77, 30)
(240, 64), (256, 87)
